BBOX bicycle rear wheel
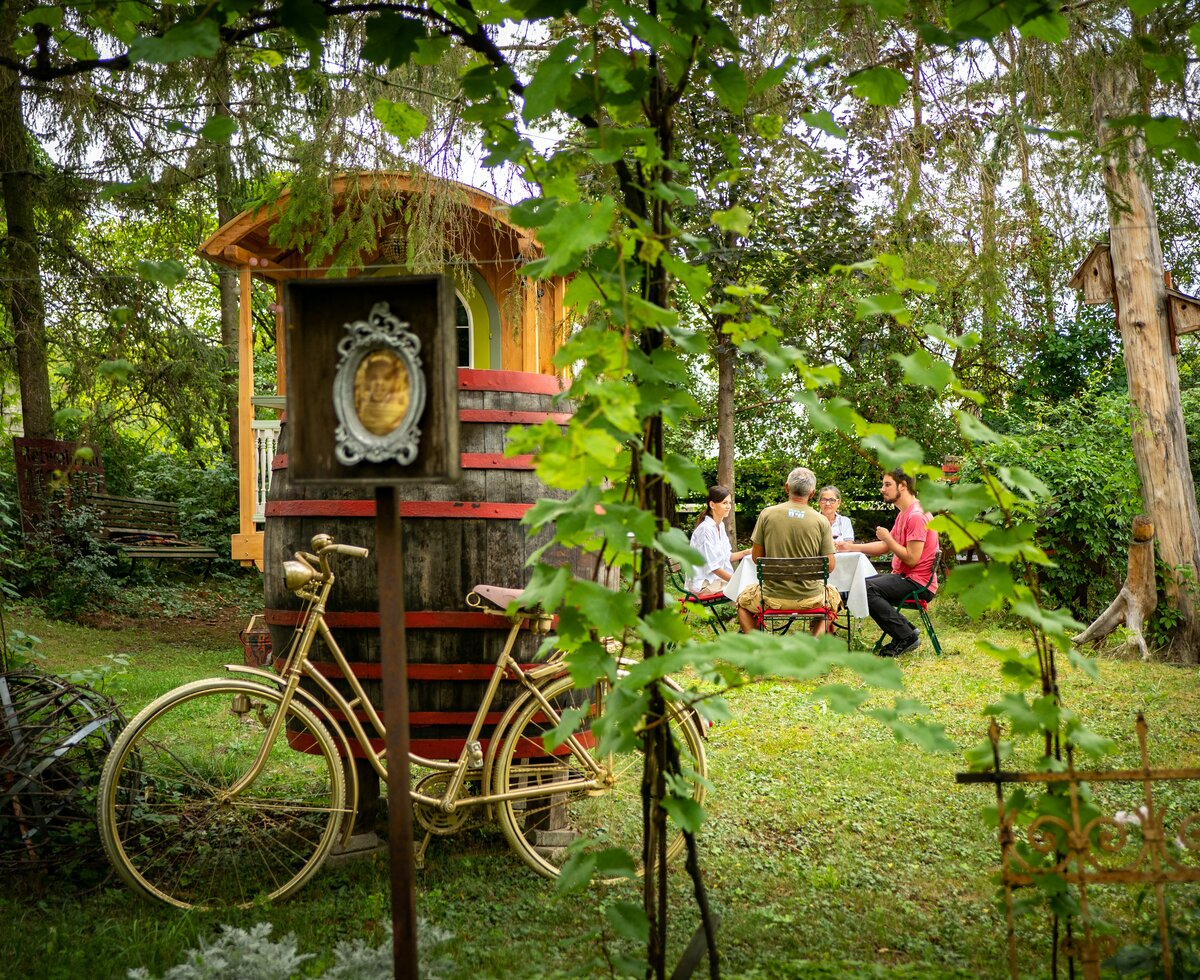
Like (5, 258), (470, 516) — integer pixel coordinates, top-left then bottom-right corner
(493, 674), (707, 879)
(97, 678), (348, 910)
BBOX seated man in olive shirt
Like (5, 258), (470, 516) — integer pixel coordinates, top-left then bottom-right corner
(736, 466), (840, 634)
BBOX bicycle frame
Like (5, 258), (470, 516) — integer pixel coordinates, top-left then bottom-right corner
(226, 538), (610, 837)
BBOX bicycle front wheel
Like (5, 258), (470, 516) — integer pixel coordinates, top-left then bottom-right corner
(97, 678), (348, 910)
(493, 674), (707, 879)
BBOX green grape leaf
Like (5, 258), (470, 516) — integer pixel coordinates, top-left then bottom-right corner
(847, 66), (908, 107)
(811, 683), (870, 713)
(865, 0), (908, 16)
(1068, 726), (1117, 758)
(856, 291), (910, 323)
(800, 109), (847, 139)
(1018, 11), (1069, 43)
(362, 13), (426, 68)
(751, 113), (784, 140)
(199, 116), (237, 143)
(136, 258), (187, 287)
(18, 6), (63, 27)
(523, 39), (577, 121)
(128, 19), (220, 65)
(895, 350), (952, 392)
(97, 359), (135, 383)
(529, 198), (617, 275)
(712, 205), (752, 235)
(1143, 52), (1186, 84)
(555, 850), (597, 893)
(606, 901), (650, 942)
(940, 561), (1013, 618)
(956, 410), (1002, 443)
(711, 62), (749, 113)
(374, 99), (427, 142)
(662, 794), (706, 834)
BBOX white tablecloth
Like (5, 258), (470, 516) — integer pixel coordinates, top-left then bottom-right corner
(723, 552), (877, 618)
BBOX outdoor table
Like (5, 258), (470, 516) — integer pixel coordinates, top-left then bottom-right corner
(723, 551), (877, 618)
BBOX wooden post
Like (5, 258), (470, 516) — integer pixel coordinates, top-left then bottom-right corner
(1072, 515), (1157, 660)
(377, 486), (419, 979)
(237, 265), (255, 540)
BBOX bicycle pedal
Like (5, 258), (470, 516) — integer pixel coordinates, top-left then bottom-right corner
(466, 740), (484, 768)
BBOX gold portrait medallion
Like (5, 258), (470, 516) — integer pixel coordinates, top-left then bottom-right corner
(353, 350), (411, 436)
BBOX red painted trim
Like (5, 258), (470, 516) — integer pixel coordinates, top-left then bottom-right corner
(276, 451), (540, 470)
(459, 409), (573, 425)
(324, 707), (507, 726)
(461, 453), (535, 470)
(289, 731), (492, 760)
(458, 368), (565, 395)
(266, 499), (375, 518)
(302, 660), (540, 681)
(263, 500), (532, 520)
(264, 610), (516, 630)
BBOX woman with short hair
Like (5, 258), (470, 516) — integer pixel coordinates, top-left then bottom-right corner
(817, 486), (854, 543)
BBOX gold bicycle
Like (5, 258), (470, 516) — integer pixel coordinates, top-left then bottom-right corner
(96, 533), (707, 909)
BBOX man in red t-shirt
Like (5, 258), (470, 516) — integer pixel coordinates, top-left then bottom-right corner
(835, 468), (938, 656)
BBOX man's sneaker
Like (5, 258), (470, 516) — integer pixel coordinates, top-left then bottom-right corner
(893, 633), (921, 655)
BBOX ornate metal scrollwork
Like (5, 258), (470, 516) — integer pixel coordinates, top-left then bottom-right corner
(332, 302), (426, 466)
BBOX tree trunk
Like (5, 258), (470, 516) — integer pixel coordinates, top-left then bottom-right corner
(1073, 515), (1158, 659)
(0, 11), (53, 439)
(715, 323), (736, 540)
(210, 49), (241, 471)
(1093, 64), (1200, 663)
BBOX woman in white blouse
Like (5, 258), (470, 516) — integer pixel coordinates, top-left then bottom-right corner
(818, 485), (855, 543)
(688, 486), (752, 595)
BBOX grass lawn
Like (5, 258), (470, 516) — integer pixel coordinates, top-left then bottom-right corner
(4, 590), (1200, 979)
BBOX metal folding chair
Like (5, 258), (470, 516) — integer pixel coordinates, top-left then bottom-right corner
(871, 557), (942, 655)
(668, 558), (735, 634)
(755, 556), (839, 638)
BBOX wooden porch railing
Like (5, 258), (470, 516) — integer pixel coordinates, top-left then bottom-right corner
(250, 419), (280, 524)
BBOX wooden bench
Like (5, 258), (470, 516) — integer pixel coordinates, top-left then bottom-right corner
(84, 493), (221, 564)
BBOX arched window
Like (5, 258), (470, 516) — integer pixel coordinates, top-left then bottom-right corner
(456, 293), (473, 367)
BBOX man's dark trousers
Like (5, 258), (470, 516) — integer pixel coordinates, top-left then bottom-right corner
(865, 573), (930, 644)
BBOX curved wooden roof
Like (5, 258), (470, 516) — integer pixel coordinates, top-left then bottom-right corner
(197, 171), (540, 279)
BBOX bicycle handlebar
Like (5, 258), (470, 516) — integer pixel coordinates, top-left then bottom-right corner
(327, 544), (370, 559)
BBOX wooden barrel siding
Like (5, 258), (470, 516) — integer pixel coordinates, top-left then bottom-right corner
(263, 369), (587, 761)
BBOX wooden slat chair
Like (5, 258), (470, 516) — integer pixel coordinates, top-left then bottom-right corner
(755, 556), (837, 637)
(871, 556), (942, 655)
(667, 558), (734, 634)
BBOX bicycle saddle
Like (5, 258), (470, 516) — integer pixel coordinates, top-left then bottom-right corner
(470, 584), (538, 612)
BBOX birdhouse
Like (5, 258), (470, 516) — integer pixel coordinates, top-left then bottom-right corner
(1066, 243), (1115, 305)
(1167, 287), (1200, 338)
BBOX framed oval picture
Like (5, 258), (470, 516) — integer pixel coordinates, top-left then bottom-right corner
(332, 302), (427, 465)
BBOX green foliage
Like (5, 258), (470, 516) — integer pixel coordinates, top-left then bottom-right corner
(1146, 561), (1198, 650)
(1107, 892), (1200, 978)
(128, 921), (453, 980)
(19, 505), (121, 621)
(980, 392), (1143, 619)
(130, 451), (239, 558)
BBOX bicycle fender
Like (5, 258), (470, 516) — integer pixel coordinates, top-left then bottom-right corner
(223, 665), (360, 847)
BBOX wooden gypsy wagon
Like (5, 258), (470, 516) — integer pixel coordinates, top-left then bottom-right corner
(198, 172), (588, 772)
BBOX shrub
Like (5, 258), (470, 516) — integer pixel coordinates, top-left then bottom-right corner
(20, 503), (121, 620)
(127, 921), (453, 980)
(981, 392), (1143, 619)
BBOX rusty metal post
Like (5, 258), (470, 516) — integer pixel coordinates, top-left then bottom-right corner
(377, 485), (418, 978)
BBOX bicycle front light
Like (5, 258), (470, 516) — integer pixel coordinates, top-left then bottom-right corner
(283, 558), (317, 592)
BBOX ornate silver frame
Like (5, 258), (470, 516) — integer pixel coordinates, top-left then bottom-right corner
(333, 301), (426, 466)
